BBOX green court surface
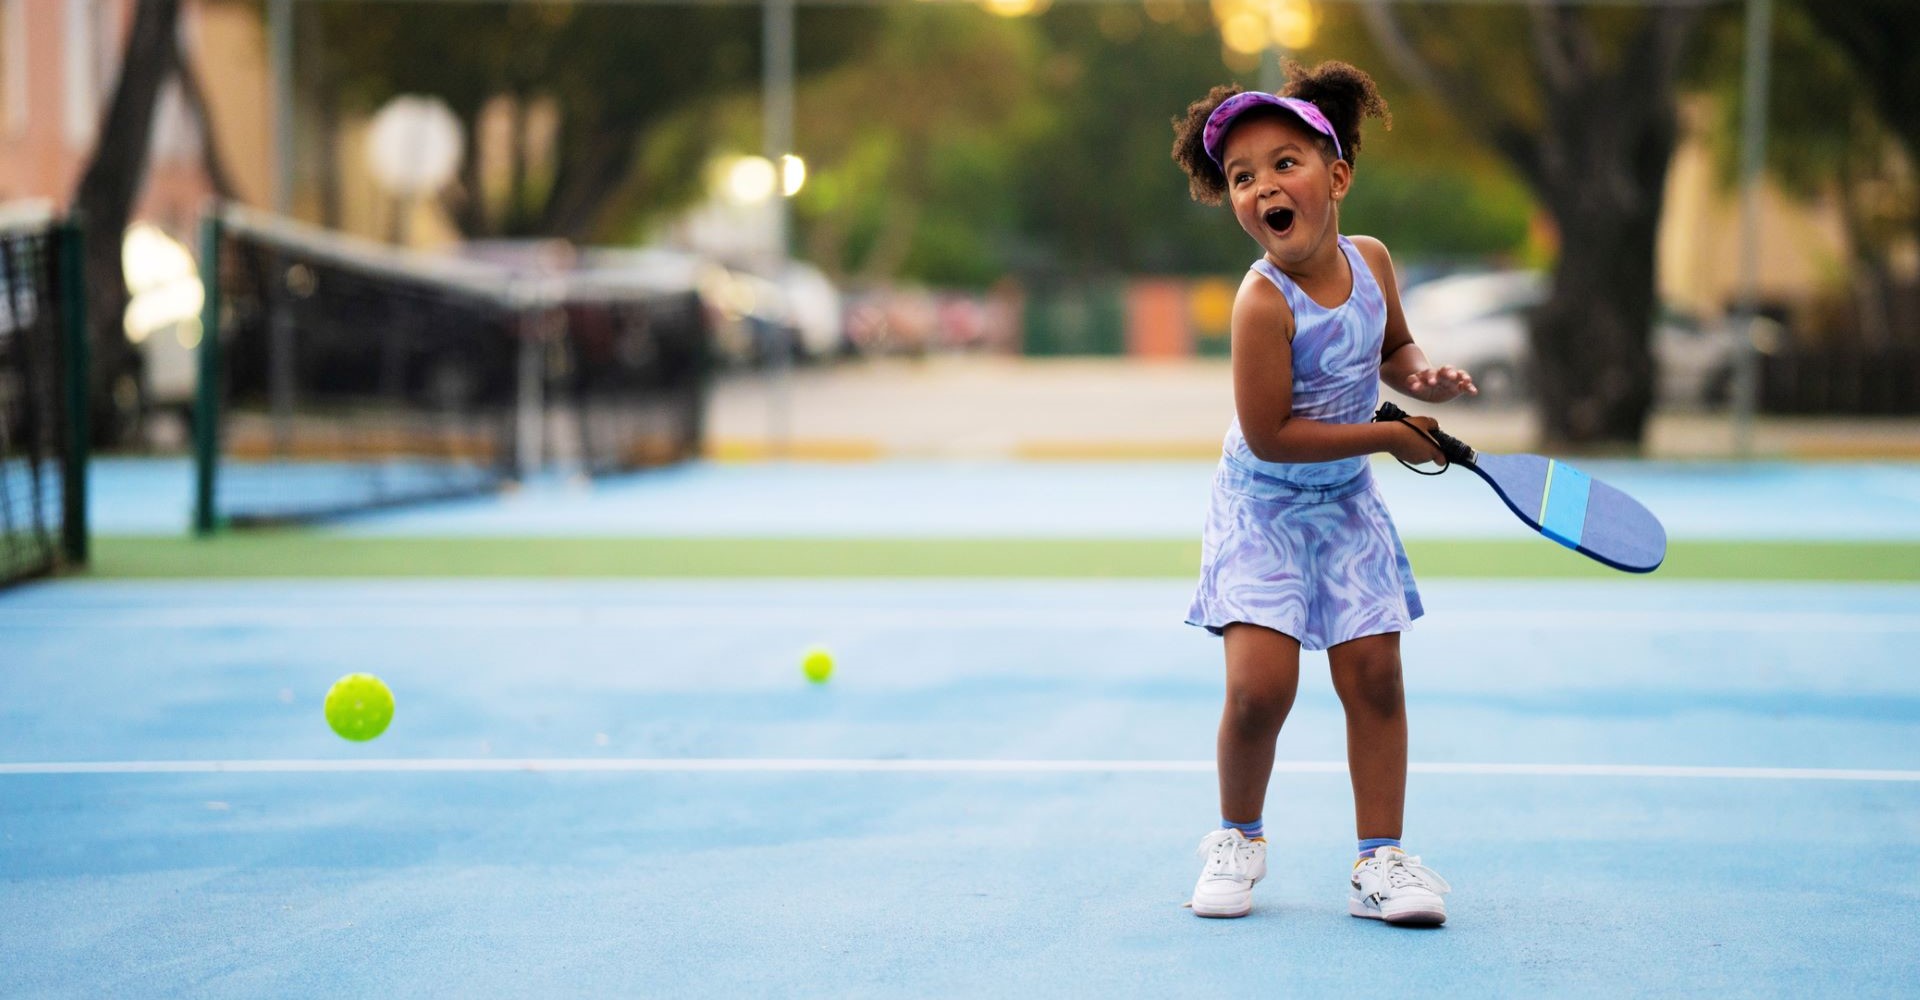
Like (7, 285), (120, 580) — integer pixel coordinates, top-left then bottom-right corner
(85, 534), (1920, 581)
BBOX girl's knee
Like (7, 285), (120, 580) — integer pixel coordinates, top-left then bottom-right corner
(1223, 683), (1292, 734)
(1334, 649), (1404, 717)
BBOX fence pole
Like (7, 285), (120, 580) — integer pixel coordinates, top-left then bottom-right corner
(57, 217), (89, 565)
(194, 212), (224, 536)
(1731, 0), (1773, 457)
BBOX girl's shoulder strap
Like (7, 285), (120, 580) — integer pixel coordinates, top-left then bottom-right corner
(1249, 258), (1309, 316)
(1339, 235), (1386, 305)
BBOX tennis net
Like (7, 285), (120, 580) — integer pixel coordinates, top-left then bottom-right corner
(196, 205), (709, 529)
(0, 202), (83, 587)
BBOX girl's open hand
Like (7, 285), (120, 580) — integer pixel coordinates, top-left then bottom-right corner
(1404, 365), (1477, 403)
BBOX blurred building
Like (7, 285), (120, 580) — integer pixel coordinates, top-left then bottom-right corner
(1659, 95), (1861, 325)
(0, 0), (271, 231)
(0, 0), (457, 247)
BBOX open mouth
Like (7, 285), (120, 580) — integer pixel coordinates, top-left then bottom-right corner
(1262, 207), (1295, 236)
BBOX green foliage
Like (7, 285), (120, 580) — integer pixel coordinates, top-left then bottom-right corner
(1692, 1), (1917, 343)
(1694, 3), (1869, 198)
(1341, 164), (1534, 264)
(308, 0), (1544, 282)
(1003, 4), (1240, 277)
(313, 1), (880, 239)
(984, 1), (1542, 282)
(789, 5), (1046, 283)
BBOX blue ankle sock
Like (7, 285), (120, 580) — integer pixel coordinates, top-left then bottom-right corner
(1222, 818), (1264, 841)
(1357, 837), (1401, 859)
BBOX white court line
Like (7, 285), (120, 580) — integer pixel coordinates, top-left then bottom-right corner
(2, 758), (1918, 781)
(3, 608), (1918, 632)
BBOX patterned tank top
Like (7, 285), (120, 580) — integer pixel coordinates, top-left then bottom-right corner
(1221, 235), (1387, 489)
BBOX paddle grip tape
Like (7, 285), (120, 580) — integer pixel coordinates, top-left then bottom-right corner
(1537, 460), (1592, 550)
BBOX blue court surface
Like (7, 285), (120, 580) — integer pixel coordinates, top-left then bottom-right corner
(5, 571), (1919, 996)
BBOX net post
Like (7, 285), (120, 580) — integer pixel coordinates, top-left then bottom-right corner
(56, 215), (89, 566)
(515, 283), (547, 481)
(194, 210), (224, 537)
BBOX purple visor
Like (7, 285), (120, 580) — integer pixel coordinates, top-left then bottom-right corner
(1202, 92), (1342, 169)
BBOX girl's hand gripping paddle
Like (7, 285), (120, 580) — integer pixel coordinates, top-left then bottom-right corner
(1373, 401), (1666, 573)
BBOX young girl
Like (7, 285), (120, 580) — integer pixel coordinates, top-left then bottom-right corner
(1170, 62), (1475, 924)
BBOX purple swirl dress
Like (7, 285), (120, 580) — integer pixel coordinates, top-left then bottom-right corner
(1185, 236), (1424, 650)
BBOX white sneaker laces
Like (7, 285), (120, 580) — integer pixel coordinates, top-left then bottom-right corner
(1371, 853), (1451, 896)
(1198, 830), (1257, 880)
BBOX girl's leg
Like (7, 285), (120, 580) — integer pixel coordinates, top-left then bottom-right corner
(1218, 623), (1303, 823)
(1327, 631), (1407, 840)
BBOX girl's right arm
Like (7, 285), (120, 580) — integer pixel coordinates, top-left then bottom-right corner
(1231, 271), (1442, 466)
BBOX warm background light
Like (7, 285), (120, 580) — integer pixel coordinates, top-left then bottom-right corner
(718, 155), (778, 205)
(1212, 0), (1319, 59)
(781, 153), (807, 197)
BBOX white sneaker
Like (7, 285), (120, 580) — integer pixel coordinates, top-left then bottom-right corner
(1349, 846), (1451, 926)
(1190, 828), (1267, 918)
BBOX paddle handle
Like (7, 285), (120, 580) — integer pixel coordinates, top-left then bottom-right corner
(1372, 401), (1477, 467)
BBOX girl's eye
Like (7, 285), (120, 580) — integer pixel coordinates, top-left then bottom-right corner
(1233, 172), (1253, 185)
(1277, 157), (1296, 169)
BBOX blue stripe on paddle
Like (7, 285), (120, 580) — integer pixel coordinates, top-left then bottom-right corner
(1537, 460), (1592, 550)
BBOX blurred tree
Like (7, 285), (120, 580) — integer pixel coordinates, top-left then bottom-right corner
(1361, 3), (1704, 451)
(1799, 3), (1920, 191)
(1302, 5), (1541, 274)
(779, 3), (1538, 288)
(1793, 1), (1920, 346)
(1698, 2), (1916, 348)
(994, 3), (1540, 281)
(791, 6), (1043, 285)
(626, 5), (1043, 285)
(1008, 3), (1236, 278)
(314, 2), (879, 241)
(300, 2), (1544, 289)
(970, 2), (1540, 284)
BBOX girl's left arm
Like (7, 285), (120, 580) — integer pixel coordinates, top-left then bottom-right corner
(1354, 235), (1477, 403)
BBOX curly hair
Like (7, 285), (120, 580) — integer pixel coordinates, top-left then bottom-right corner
(1170, 60), (1392, 206)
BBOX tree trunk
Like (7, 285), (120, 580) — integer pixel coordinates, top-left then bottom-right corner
(1526, 23), (1682, 451)
(71, 0), (180, 447)
(1531, 202), (1661, 448)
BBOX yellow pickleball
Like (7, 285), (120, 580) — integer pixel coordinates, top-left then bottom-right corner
(801, 646), (835, 684)
(324, 673), (394, 741)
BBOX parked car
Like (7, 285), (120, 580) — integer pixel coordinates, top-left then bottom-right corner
(1399, 270), (1738, 407)
(577, 247), (843, 367)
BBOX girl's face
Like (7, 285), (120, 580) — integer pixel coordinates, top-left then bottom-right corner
(1219, 114), (1351, 267)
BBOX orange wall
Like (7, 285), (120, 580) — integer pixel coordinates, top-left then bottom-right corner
(1125, 280), (1191, 358)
